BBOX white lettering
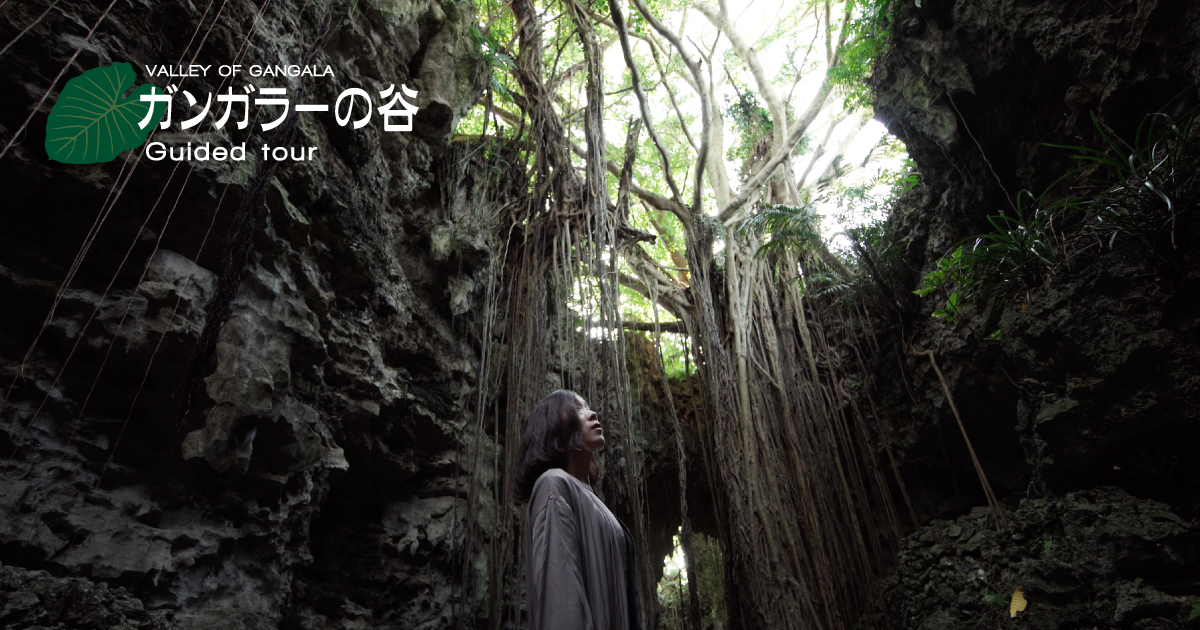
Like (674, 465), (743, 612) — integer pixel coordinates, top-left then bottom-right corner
(143, 141), (245, 162)
(145, 141), (166, 161)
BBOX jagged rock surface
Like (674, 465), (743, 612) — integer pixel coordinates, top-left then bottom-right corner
(872, 0), (1200, 627)
(886, 488), (1200, 630)
(871, 0), (1200, 516)
(0, 1), (499, 628)
(0, 562), (174, 629)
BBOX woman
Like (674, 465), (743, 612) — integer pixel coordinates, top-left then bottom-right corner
(515, 390), (641, 630)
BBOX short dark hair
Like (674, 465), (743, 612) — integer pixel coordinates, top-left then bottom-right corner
(514, 390), (587, 502)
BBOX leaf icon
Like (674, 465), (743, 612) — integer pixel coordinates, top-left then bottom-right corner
(45, 62), (167, 164)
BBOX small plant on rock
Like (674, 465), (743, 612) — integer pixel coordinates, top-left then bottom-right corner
(915, 106), (1199, 321)
(913, 194), (1062, 320)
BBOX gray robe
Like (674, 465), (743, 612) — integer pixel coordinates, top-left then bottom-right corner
(526, 468), (639, 630)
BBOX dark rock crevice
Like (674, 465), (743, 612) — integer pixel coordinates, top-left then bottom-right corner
(871, 0), (1200, 626)
(872, 0), (1200, 518)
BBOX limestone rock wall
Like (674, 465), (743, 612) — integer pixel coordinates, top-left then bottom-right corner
(887, 488), (1199, 630)
(0, 1), (502, 628)
(871, 0), (1200, 518)
(870, 1), (1200, 627)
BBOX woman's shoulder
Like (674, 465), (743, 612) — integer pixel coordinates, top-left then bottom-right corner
(530, 468), (578, 501)
(534, 467), (574, 487)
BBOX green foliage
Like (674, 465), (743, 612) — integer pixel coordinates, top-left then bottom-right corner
(454, 1), (521, 137)
(657, 332), (694, 378)
(829, 156), (917, 303)
(740, 151), (917, 310)
(912, 199), (1061, 320)
(828, 0), (893, 110)
(45, 63), (167, 164)
(468, 22), (516, 101)
(830, 152), (917, 226)
(741, 203), (824, 259)
(1188, 601), (1200, 621)
(657, 533), (726, 630)
(914, 108), (1199, 322)
(725, 83), (776, 176)
(910, 248), (962, 304)
(800, 270), (857, 299)
(741, 153), (864, 260)
(982, 593), (1007, 610)
(1048, 110), (1200, 257)
(631, 109), (698, 202)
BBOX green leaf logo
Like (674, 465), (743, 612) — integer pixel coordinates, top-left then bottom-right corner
(45, 62), (167, 164)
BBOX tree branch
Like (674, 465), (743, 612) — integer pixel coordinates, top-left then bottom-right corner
(650, 45), (697, 151)
(609, 0), (685, 206)
(548, 37), (616, 91)
(617, 118), (642, 225)
(623, 320), (687, 334)
(620, 243), (694, 317)
(806, 111), (868, 192)
(718, 77), (833, 222)
(697, 2), (785, 145)
(630, 0), (710, 219)
(795, 111), (849, 191)
(829, 0), (856, 68)
(490, 104), (526, 127)
(594, 257), (691, 322)
(645, 202), (691, 286)
(569, 140), (691, 224)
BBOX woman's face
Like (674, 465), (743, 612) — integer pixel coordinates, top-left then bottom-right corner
(575, 395), (604, 452)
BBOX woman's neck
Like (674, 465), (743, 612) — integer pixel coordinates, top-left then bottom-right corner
(565, 450), (591, 485)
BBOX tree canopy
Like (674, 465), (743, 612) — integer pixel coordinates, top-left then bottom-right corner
(452, 1), (914, 629)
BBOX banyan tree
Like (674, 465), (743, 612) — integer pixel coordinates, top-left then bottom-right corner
(452, 0), (910, 628)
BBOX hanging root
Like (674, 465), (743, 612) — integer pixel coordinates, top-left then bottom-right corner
(910, 347), (1008, 529)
